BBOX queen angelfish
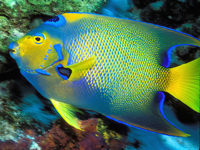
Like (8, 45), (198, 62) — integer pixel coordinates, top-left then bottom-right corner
(9, 13), (200, 136)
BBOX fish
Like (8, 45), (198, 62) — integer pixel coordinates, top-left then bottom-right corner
(9, 12), (200, 137)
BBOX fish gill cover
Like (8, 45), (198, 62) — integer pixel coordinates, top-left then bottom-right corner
(0, 0), (200, 150)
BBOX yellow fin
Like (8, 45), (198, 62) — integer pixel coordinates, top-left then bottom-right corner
(166, 58), (200, 112)
(50, 99), (83, 130)
(67, 57), (96, 81)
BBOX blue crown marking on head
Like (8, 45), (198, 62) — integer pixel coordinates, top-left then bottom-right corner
(44, 15), (66, 27)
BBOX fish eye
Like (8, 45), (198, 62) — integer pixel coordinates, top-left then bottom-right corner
(34, 33), (45, 44)
(34, 36), (44, 44)
(35, 37), (41, 41)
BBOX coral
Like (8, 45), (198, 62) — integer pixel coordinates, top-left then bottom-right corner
(79, 118), (98, 132)
(0, 16), (10, 53)
(36, 123), (72, 149)
(79, 133), (107, 150)
(97, 118), (128, 144)
(0, 115), (130, 149)
(0, 78), (58, 143)
(0, 139), (32, 150)
(0, 80), (30, 142)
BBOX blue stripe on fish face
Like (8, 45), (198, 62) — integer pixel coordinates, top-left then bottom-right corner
(54, 44), (63, 61)
(48, 44), (64, 67)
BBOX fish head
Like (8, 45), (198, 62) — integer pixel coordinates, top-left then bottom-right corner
(8, 15), (66, 74)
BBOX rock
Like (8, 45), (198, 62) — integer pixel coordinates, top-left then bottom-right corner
(132, 0), (157, 9)
(150, 1), (164, 11)
(0, 80), (23, 142)
(0, 55), (7, 74)
(139, 0), (200, 28)
(0, 79), (57, 143)
(0, 16), (10, 53)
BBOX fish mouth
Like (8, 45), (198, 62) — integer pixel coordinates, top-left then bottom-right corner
(8, 49), (16, 53)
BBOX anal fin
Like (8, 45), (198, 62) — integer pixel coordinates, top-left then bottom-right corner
(153, 92), (190, 137)
(107, 92), (190, 137)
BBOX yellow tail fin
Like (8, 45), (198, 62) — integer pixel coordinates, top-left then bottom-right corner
(166, 58), (200, 113)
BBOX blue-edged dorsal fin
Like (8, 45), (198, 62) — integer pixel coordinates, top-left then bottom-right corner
(147, 24), (200, 67)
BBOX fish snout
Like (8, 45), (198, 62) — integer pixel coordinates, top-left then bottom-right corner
(8, 42), (19, 57)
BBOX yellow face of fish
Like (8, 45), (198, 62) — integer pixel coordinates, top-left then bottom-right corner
(9, 31), (64, 75)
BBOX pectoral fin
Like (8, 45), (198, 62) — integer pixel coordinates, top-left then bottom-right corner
(50, 99), (83, 130)
(56, 57), (96, 81)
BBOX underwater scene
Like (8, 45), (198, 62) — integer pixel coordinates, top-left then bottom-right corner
(0, 0), (200, 149)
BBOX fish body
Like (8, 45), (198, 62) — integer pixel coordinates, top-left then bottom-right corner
(9, 13), (200, 136)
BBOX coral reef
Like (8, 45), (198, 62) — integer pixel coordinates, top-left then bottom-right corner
(0, 79), (57, 143)
(0, 117), (129, 150)
(0, 0), (107, 53)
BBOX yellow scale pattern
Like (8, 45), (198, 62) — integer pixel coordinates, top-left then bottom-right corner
(64, 14), (169, 113)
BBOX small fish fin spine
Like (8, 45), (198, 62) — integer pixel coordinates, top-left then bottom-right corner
(166, 58), (200, 112)
(50, 99), (83, 130)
